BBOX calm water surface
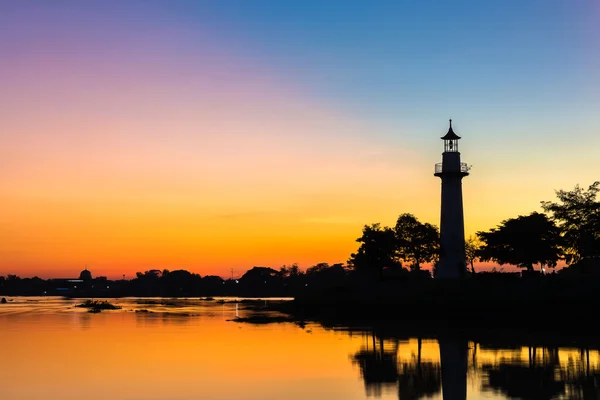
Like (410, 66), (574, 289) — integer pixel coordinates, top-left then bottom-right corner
(0, 297), (598, 400)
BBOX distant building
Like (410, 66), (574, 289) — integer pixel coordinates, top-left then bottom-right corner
(50, 268), (94, 294)
(79, 268), (92, 281)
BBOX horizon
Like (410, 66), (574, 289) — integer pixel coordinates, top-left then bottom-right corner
(1, 1), (598, 278)
(0, 260), (558, 281)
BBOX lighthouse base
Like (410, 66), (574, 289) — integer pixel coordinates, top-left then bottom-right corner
(436, 255), (467, 279)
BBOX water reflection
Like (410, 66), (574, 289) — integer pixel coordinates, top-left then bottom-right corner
(2, 298), (600, 400)
(439, 338), (467, 400)
(74, 311), (91, 330)
(482, 345), (600, 400)
(562, 349), (600, 399)
(351, 332), (443, 399)
(347, 328), (600, 400)
(351, 333), (400, 397)
(397, 338), (441, 400)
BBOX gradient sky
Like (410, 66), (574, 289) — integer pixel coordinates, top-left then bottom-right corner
(1, 0), (599, 278)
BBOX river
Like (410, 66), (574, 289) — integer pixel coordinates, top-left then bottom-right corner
(0, 297), (597, 399)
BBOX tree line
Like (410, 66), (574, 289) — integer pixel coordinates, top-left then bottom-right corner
(349, 181), (600, 276)
(1, 181), (598, 297)
(0, 263), (351, 297)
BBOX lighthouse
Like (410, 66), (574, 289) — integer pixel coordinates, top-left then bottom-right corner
(434, 120), (470, 279)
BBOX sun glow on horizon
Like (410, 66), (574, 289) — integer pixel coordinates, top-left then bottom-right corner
(1, 1), (599, 278)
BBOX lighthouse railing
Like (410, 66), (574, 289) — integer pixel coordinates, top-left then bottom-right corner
(434, 162), (470, 174)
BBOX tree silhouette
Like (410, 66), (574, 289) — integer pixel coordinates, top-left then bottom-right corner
(240, 266), (281, 285)
(304, 263), (347, 288)
(279, 263), (302, 278)
(541, 182), (600, 265)
(136, 270), (161, 280)
(476, 212), (563, 272)
(394, 214), (439, 271)
(306, 262), (332, 275)
(159, 269), (201, 296)
(348, 223), (402, 279)
(465, 235), (481, 273)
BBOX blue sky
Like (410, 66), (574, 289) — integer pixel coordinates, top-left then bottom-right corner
(180, 0), (599, 120)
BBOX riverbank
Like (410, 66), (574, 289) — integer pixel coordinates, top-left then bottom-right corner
(269, 276), (600, 344)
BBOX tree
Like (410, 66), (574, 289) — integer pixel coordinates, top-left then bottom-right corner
(541, 182), (600, 264)
(476, 212), (563, 272)
(160, 269), (201, 296)
(239, 266), (281, 285)
(288, 264), (301, 277)
(306, 262), (332, 275)
(465, 235), (481, 273)
(394, 213), (439, 271)
(279, 263), (302, 278)
(348, 223), (401, 278)
(305, 263), (347, 285)
(135, 270), (161, 280)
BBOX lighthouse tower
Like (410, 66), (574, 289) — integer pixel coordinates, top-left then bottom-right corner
(434, 120), (470, 279)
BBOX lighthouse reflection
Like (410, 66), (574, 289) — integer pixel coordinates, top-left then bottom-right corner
(438, 338), (468, 400)
(349, 330), (600, 399)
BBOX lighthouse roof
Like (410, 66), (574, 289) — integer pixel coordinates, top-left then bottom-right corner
(441, 119), (461, 140)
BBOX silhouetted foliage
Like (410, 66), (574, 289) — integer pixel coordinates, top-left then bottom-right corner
(558, 260), (600, 277)
(394, 213), (439, 271)
(159, 269), (202, 296)
(202, 275), (224, 285)
(305, 262), (332, 275)
(305, 263), (348, 287)
(136, 269), (161, 280)
(465, 235), (481, 273)
(279, 263), (302, 278)
(477, 212), (563, 272)
(541, 182), (600, 265)
(240, 266), (281, 285)
(348, 223), (402, 279)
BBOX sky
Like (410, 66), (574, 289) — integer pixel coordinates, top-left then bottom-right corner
(1, 0), (599, 278)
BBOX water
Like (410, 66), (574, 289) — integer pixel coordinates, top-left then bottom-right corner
(0, 297), (598, 400)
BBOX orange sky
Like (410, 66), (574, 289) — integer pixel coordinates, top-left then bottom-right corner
(1, 2), (598, 278)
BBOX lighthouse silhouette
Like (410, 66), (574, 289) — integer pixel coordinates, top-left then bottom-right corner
(434, 120), (470, 279)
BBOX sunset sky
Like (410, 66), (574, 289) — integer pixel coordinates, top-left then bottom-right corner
(1, 0), (599, 278)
